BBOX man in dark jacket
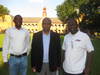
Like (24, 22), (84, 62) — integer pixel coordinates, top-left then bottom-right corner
(31, 17), (61, 75)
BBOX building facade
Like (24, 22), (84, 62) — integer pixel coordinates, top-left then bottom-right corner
(0, 8), (66, 34)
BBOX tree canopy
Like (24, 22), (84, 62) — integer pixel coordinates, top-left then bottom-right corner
(56, 0), (89, 23)
(0, 4), (10, 22)
(79, 0), (100, 32)
(56, 0), (100, 32)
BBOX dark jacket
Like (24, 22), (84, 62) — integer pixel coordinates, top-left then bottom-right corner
(31, 31), (61, 72)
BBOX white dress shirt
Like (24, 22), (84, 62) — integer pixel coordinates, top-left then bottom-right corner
(62, 31), (94, 74)
(43, 32), (50, 63)
(3, 27), (30, 62)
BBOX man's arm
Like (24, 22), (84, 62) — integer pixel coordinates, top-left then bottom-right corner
(26, 31), (31, 55)
(84, 34), (94, 75)
(61, 36), (66, 65)
(31, 33), (38, 72)
(56, 34), (61, 69)
(84, 51), (94, 75)
(2, 30), (10, 63)
(61, 50), (65, 65)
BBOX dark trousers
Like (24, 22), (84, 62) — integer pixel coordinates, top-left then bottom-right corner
(64, 72), (84, 75)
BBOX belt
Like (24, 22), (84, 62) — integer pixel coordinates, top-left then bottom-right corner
(10, 53), (27, 57)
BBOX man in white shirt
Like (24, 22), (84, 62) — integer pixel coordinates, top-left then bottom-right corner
(62, 18), (94, 75)
(3, 15), (30, 75)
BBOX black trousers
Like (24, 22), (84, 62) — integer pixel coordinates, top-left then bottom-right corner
(64, 72), (84, 75)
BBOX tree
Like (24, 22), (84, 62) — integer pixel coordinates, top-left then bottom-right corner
(56, 0), (100, 33)
(56, 0), (88, 23)
(79, 0), (100, 33)
(0, 4), (9, 22)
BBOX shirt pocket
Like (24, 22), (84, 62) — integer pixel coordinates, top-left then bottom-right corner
(73, 39), (85, 49)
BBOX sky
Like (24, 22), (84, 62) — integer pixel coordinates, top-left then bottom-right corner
(0, 0), (64, 17)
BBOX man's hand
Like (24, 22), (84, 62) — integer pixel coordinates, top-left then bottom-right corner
(32, 68), (36, 72)
(84, 67), (90, 75)
(4, 62), (8, 68)
(57, 67), (60, 70)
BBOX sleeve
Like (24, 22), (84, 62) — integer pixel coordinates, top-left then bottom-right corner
(2, 30), (10, 62)
(26, 31), (31, 55)
(62, 36), (67, 51)
(31, 33), (37, 68)
(85, 35), (94, 53)
(56, 34), (61, 67)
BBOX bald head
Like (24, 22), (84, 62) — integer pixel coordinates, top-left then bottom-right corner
(42, 17), (52, 34)
(42, 17), (52, 25)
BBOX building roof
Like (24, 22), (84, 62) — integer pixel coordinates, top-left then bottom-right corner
(23, 17), (42, 23)
(23, 17), (62, 24)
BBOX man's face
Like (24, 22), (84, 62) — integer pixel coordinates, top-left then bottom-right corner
(13, 15), (22, 29)
(42, 20), (51, 33)
(67, 19), (78, 34)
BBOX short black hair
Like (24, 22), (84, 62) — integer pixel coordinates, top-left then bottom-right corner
(67, 18), (77, 25)
(42, 17), (52, 24)
(14, 15), (22, 20)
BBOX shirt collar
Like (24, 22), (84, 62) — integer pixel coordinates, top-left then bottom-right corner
(14, 26), (23, 30)
(42, 31), (50, 36)
(70, 30), (80, 37)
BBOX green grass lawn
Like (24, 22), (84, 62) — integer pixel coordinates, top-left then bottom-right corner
(0, 34), (5, 48)
(0, 34), (100, 75)
(91, 39), (100, 75)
